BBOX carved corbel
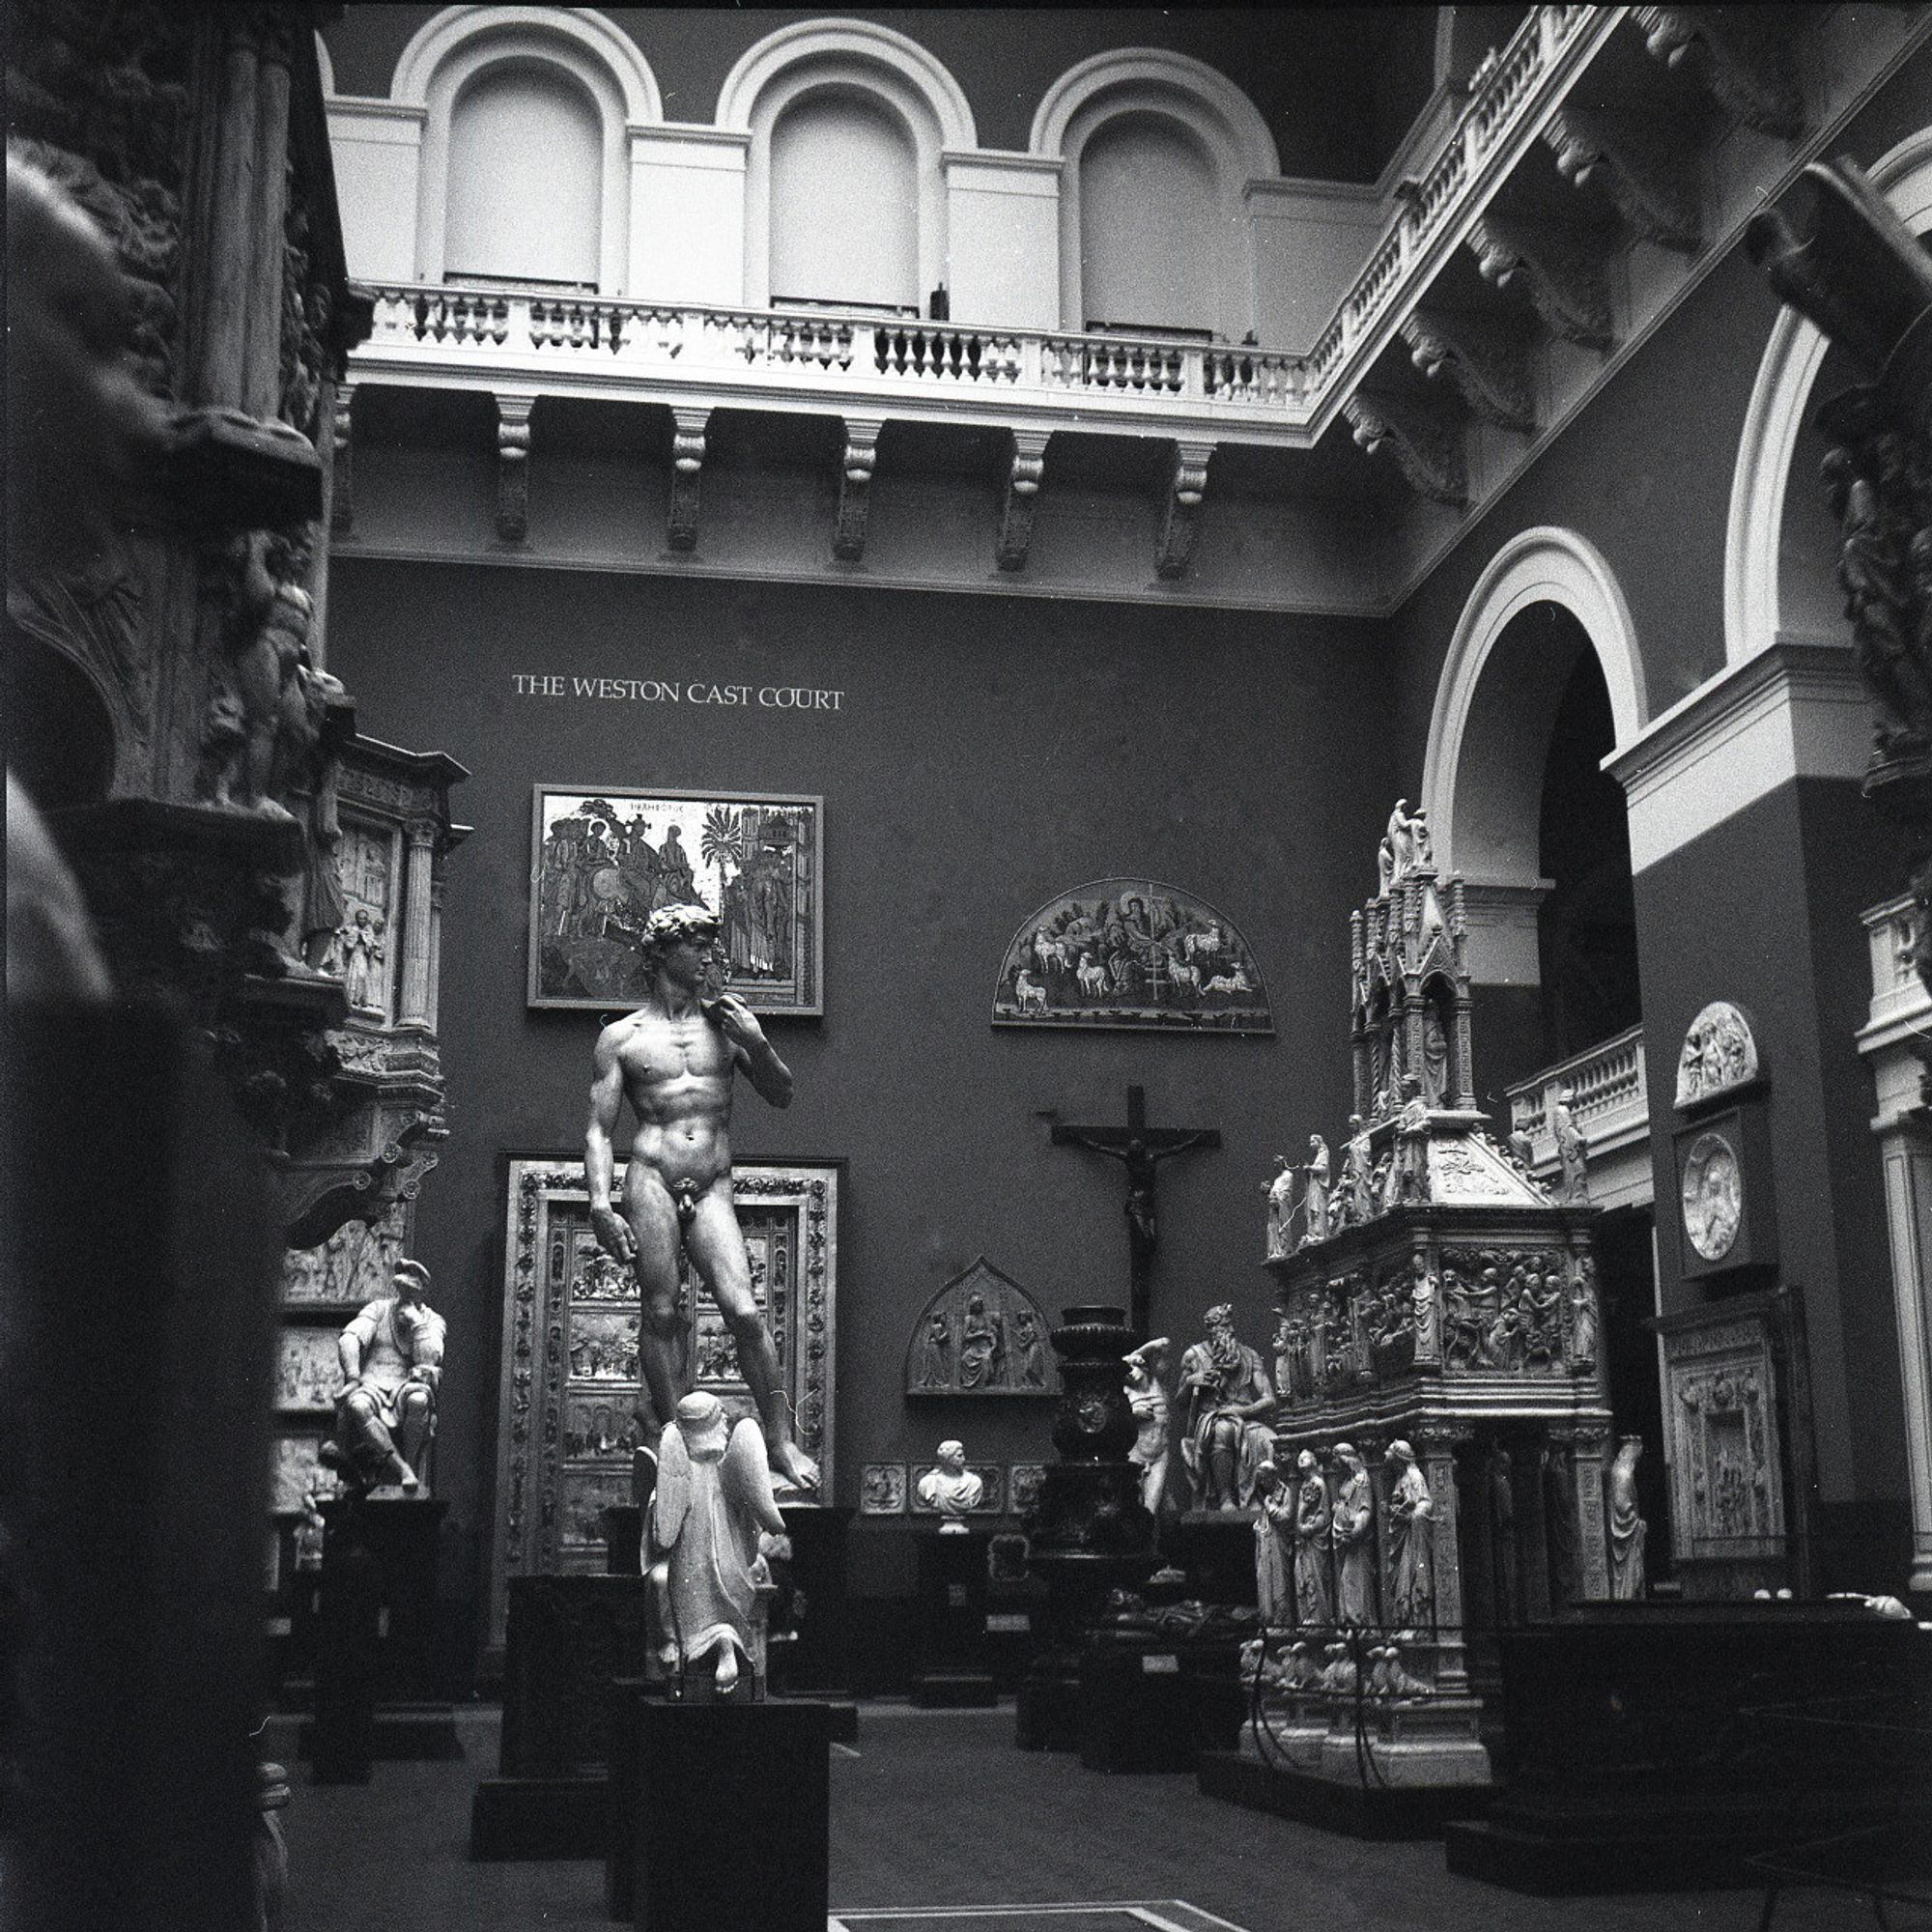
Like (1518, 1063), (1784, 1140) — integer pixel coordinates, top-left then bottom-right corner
(1467, 213), (1615, 351)
(1544, 102), (1701, 254)
(1343, 393), (1467, 506)
(666, 408), (708, 554)
(1632, 7), (1804, 139)
(1155, 440), (1214, 582)
(329, 382), (355, 532)
(1400, 309), (1536, 434)
(833, 417), (881, 563)
(996, 429), (1050, 572)
(494, 395), (534, 543)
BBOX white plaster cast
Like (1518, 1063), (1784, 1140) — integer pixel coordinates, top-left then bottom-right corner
(1723, 127), (1932, 667)
(1422, 526), (1647, 895)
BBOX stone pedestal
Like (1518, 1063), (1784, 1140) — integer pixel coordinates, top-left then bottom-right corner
(778, 1504), (853, 1695)
(1165, 1511), (1262, 1605)
(1076, 1633), (1242, 1773)
(912, 1529), (998, 1706)
(630, 1701), (831, 1932)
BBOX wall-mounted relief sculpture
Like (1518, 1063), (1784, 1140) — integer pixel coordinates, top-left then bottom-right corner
(992, 878), (1271, 1033)
(860, 1464), (909, 1515)
(528, 786), (822, 1013)
(1009, 1463), (1048, 1517)
(905, 1257), (1054, 1397)
(910, 1462), (1005, 1516)
(489, 1155), (838, 1654)
(1675, 1001), (1762, 1109)
(274, 1327), (342, 1414)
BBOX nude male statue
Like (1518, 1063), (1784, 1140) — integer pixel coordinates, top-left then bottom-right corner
(586, 903), (818, 1492)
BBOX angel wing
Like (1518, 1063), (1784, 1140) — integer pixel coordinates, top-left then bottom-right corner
(722, 1417), (786, 1540)
(651, 1423), (694, 1554)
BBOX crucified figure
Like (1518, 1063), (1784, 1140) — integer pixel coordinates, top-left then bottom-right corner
(585, 903), (818, 1492)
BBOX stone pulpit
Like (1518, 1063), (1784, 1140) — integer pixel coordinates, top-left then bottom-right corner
(1254, 810), (1611, 1796)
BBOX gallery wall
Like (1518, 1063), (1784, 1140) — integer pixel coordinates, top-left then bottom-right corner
(326, 557), (1397, 1637)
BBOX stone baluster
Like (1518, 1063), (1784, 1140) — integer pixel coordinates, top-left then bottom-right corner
(398, 820), (437, 1029)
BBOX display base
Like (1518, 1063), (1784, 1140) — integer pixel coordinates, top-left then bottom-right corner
(1198, 1748), (1492, 1838)
(911, 1669), (999, 1708)
(632, 1700), (830, 1931)
(1014, 1668), (1079, 1750)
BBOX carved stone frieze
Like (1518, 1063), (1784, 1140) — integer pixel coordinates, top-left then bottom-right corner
(666, 408), (708, 553)
(1544, 102), (1701, 255)
(1155, 440), (1214, 580)
(1633, 7), (1804, 139)
(1401, 309), (1536, 434)
(495, 395), (534, 543)
(833, 418), (881, 563)
(1675, 1000), (1761, 1107)
(1439, 1246), (1569, 1374)
(996, 429), (1050, 572)
(1343, 393), (1467, 506)
(1468, 212), (1615, 351)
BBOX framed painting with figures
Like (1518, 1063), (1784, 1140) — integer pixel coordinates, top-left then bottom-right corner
(527, 786), (823, 1014)
(488, 1153), (840, 1656)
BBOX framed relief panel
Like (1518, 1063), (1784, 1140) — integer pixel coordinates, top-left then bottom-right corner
(528, 787), (823, 1014)
(489, 1154), (839, 1653)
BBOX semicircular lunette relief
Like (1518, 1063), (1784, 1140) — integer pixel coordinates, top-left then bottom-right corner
(991, 877), (1272, 1035)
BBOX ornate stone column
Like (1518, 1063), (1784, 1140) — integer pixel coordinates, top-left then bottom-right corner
(398, 819), (437, 1029)
(1558, 1419), (1612, 1601)
(243, 18), (296, 420)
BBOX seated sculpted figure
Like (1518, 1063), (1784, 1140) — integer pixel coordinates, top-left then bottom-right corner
(917, 1440), (983, 1531)
(1178, 1302), (1278, 1511)
(324, 1260), (445, 1492)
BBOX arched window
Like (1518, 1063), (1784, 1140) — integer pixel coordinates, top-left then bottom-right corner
(768, 89), (919, 312)
(445, 63), (601, 288)
(1077, 113), (1217, 335)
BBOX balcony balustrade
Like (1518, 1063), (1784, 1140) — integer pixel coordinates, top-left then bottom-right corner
(1505, 1023), (1653, 1209)
(345, 6), (1621, 446)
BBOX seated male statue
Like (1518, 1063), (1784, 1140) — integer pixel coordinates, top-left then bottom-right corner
(324, 1259), (446, 1492)
(586, 904), (818, 1492)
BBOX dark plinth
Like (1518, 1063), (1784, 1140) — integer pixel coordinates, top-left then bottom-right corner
(1199, 1748), (1493, 1837)
(779, 1504), (854, 1694)
(1443, 1604), (1931, 1892)
(1164, 1512), (1261, 1605)
(632, 1701), (831, 1932)
(912, 1529), (998, 1706)
(1077, 1634), (1249, 1774)
(309, 1539), (382, 1783)
(469, 1576), (651, 1860)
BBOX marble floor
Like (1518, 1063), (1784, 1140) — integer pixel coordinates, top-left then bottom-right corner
(269, 1703), (1892, 1931)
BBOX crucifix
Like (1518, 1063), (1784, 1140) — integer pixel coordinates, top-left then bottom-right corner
(1051, 1084), (1222, 1338)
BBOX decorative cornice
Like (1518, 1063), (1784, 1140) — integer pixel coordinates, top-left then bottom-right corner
(1633, 6), (1804, 139)
(833, 417), (882, 564)
(1344, 391), (1467, 505)
(1544, 101), (1701, 254)
(1402, 308), (1535, 434)
(995, 429), (1049, 573)
(1154, 440), (1213, 581)
(666, 407), (708, 554)
(493, 394), (534, 544)
(1467, 211), (1615, 351)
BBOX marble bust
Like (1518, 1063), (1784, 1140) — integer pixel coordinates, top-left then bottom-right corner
(917, 1439), (983, 1530)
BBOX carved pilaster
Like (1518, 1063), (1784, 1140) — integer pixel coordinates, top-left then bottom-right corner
(330, 383), (355, 532)
(1155, 440), (1214, 581)
(666, 408), (708, 554)
(1415, 1426), (1471, 1688)
(398, 819), (436, 1028)
(243, 25), (296, 423)
(1544, 102), (1701, 254)
(1402, 308), (1536, 434)
(833, 418), (882, 563)
(494, 395), (534, 544)
(1633, 7), (1804, 138)
(996, 429), (1050, 572)
(1468, 212), (1615, 351)
(1343, 393), (1467, 506)
(1554, 1419), (1613, 1601)
(428, 873), (445, 1036)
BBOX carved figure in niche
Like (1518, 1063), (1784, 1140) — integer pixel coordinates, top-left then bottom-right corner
(1301, 1136), (1331, 1246)
(1345, 1118), (1375, 1226)
(1488, 1441), (1520, 1622)
(1010, 1307), (1046, 1388)
(1383, 1440), (1435, 1629)
(1178, 1304), (1277, 1511)
(1409, 1253), (1441, 1360)
(913, 1312), (952, 1390)
(1422, 1004), (1451, 1107)
(958, 1293), (1007, 1390)
(1607, 1435), (1648, 1600)
(585, 904), (817, 1492)
(1394, 1076), (1431, 1205)
(1293, 1450), (1334, 1627)
(651, 1392), (785, 1691)
(1124, 1338), (1173, 1515)
(1265, 1154), (1296, 1257)
(917, 1440), (983, 1530)
(322, 1260), (445, 1493)
(1253, 1457), (1294, 1625)
(203, 533), (309, 824)
(1330, 1444), (1377, 1626)
(1567, 1256), (1600, 1368)
(1543, 1440), (1579, 1605)
(340, 906), (385, 1012)
(1553, 1095), (1589, 1204)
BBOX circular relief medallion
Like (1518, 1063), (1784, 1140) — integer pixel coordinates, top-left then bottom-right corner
(1681, 1130), (1743, 1262)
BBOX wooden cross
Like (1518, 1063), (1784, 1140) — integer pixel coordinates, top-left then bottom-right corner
(1051, 1084), (1222, 1338)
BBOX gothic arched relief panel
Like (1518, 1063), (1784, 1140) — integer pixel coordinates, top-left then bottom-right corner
(993, 877), (1272, 1033)
(906, 1256), (1053, 1399)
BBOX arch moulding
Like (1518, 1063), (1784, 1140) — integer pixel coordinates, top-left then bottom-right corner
(1421, 526), (1647, 893)
(391, 6), (662, 120)
(1724, 127), (1932, 666)
(1029, 48), (1279, 178)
